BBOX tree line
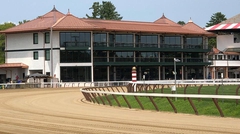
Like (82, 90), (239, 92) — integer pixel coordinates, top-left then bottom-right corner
(0, 1), (227, 64)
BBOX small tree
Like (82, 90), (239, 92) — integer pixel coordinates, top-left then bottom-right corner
(18, 20), (30, 25)
(177, 21), (185, 26)
(0, 22), (16, 63)
(86, 1), (123, 20)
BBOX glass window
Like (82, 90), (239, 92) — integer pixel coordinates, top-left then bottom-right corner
(33, 51), (38, 60)
(114, 51), (133, 62)
(139, 35), (158, 47)
(94, 33), (106, 42)
(60, 50), (91, 63)
(33, 33), (38, 44)
(140, 35), (158, 44)
(164, 36), (181, 44)
(115, 34), (133, 43)
(45, 32), (50, 44)
(45, 50), (50, 61)
(93, 33), (107, 46)
(60, 67), (91, 82)
(186, 37), (203, 45)
(59, 32), (91, 47)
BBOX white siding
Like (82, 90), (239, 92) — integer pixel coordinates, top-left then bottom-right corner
(217, 34), (240, 51)
(5, 31), (61, 79)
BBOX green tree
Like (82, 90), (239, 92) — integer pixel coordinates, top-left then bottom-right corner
(86, 1), (123, 20)
(206, 12), (227, 27)
(206, 12), (227, 48)
(0, 22), (16, 63)
(177, 21), (185, 26)
(208, 37), (216, 48)
(18, 19), (30, 25)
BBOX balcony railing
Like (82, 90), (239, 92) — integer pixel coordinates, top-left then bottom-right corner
(94, 57), (209, 63)
(92, 42), (209, 49)
(61, 41), (209, 51)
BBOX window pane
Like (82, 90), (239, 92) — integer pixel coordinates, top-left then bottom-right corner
(33, 33), (38, 44)
(45, 32), (50, 44)
(33, 51), (38, 60)
(45, 50), (50, 61)
(60, 32), (91, 48)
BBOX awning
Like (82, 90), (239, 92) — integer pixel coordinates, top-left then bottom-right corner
(0, 63), (28, 69)
(205, 23), (240, 31)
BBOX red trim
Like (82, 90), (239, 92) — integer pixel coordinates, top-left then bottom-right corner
(221, 24), (231, 29)
(209, 24), (221, 30)
(233, 23), (240, 29)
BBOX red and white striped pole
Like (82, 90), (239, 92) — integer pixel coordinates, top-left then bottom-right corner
(132, 66), (137, 82)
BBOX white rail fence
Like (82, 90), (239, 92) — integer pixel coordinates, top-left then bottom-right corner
(1, 78), (240, 89)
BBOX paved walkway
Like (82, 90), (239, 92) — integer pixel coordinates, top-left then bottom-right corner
(0, 88), (239, 134)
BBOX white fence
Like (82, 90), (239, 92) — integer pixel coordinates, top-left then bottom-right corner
(1, 79), (240, 89)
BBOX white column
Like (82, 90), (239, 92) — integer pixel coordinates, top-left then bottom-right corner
(91, 31), (94, 82)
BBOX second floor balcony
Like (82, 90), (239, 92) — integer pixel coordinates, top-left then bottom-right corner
(93, 42), (210, 52)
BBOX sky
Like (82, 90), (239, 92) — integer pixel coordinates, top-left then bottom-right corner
(1, 0), (240, 28)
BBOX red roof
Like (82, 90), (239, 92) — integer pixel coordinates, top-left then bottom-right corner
(2, 7), (65, 33)
(1, 7), (212, 36)
(183, 19), (215, 36)
(208, 47), (239, 55)
(0, 63), (28, 68)
(53, 13), (103, 31)
(154, 14), (180, 26)
(83, 19), (200, 34)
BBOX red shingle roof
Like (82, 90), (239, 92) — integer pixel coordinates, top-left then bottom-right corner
(208, 47), (239, 55)
(83, 19), (201, 34)
(0, 63), (28, 68)
(0, 7), (213, 36)
(53, 13), (103, 31)
(154, 14), (180, 27)
(183, 20), (211, 34)
(2, 8), (65, 33)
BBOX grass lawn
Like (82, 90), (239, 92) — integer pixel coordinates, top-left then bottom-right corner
(96, 85), (240, 118)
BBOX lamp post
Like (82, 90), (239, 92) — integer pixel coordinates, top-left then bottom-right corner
(173, 58), (180, 100)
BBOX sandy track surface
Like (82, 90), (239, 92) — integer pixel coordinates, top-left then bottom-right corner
(0, 88), (239, 134)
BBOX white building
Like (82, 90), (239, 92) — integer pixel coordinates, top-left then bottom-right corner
(206, 14), (240, 79)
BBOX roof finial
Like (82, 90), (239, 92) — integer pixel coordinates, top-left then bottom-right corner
(67, 9), (71, 15)
(161, 13), (166, 19)
(52, 5), (57, 11)
(188, 17), (193, 22)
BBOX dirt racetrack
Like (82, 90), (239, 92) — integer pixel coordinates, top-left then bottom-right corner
(0, 88), (239, 134)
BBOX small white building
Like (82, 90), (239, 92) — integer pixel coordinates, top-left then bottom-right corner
(206, 14), (240, 79)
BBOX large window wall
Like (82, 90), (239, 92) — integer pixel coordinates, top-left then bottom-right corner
(60, 32), (91, 63)
(93, 51), (107, 62)
(109, 34), (134, 47)
(185, 37), (203, 48)
(136, 35), (158, 47)
(60, 67), (91, 82)
(136, 52), (158, 62)
(160, 52), (181, 62)
(60, 50), (91, 63)
(58, 31), (209, 81)
(93, 33), (107, 47)
(163, 36), (181, 44)
(94, 67), (108, 81)
(184, 52), (203, 62)
(60, 32), (91, 47)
